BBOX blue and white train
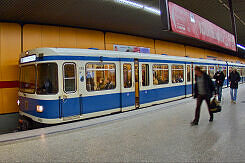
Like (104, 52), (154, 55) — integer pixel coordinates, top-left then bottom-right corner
(18, 48), (245, 129)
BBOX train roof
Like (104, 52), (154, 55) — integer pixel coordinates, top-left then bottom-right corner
(21, 48), (234, 66)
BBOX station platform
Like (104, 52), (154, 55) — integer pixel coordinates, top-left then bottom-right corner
(0, 84), (245, 162)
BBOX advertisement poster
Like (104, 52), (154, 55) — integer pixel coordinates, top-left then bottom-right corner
(168, 2), (236, 51)
(113, 45), (150, 53)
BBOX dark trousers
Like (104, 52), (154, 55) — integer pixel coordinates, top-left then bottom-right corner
(193, 95), (213, 123)
(216, 85), (223, 101)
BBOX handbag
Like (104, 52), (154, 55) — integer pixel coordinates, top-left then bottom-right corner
(209, 96), (222, 113)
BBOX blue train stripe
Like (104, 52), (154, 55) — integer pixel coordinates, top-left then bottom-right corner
(139, 85), (189, 104)
(19, 85), (193, 119)
(37, 56), (120, 62)
(36, 56), (224, 65)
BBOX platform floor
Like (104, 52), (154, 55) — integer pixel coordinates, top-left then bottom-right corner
(0, 84), (245, 162)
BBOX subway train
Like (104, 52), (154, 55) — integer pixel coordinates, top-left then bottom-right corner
(18, 48), (245, 130)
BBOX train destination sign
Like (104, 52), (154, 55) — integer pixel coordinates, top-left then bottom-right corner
(168, 2), (236, 51)
(20, 55), (36, 63)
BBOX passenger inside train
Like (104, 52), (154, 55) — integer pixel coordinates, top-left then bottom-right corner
(104, 78), (115, 90)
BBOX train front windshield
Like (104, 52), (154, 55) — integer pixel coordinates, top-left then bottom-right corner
(20, 63), (58, 94)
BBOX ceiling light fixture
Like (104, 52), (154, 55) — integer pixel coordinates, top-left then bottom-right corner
(237, 44), (245, 51)
(115, 0), (143, 8)
(114, 0), (161, 15)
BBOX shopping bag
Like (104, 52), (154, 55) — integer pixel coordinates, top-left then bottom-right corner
(209, 96), (222, 113)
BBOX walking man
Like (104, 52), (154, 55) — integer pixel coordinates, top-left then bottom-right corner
(213, 67), (225, 102)
(191, 66), (215, 126)
(228, 67), (240, 104)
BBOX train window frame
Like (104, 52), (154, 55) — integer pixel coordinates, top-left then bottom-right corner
(199, 65), (207, 73)
(208, 66), (215, 78)
(123, 63), (132, 88)
(142, 64), (149, 86)
(20, 64), (36, 94)
(152, 64), (169, 85)
(238, 67), (242, 76)
(194, 65), (205, 81)
(187, 65), (191, 82)
(223, 66), (227, 78)
(63, 62), (77, 94)
(171, 64), (184, 84)
(85, 62), (116, 92)
(36, 62), (59, 95)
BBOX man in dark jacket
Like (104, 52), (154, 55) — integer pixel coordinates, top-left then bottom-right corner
(228, 67), (241, 104)
(213, 67), (225, 102)
(191, 66), (215, 126)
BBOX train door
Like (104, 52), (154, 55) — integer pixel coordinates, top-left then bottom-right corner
(134, 59), (140, 108)
(61, 62), (80, 119)
(185, 64), (192, 97)
(191, 63), (194, 96)
(121, 62), (135, 111)
(225, 65), (230, 87)
(242, 67), (245, 83)
(238, 67), (243, 84)
(208, 65), (215, 80)
(77, 62), (85, 115)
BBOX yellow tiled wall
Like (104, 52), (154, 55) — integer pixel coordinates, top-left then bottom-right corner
(155, 40), (185, 56)
(0, 23), (21, 114)
(23, 24), (105, 51)
(0, 88), (19, 114)
(185, 46), (205, 58)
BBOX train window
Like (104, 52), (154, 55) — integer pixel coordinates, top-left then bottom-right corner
(20, 65), (36, 94)
(37, 63), (58, 94)
(142, 64), (149, 86)
(223, 66), (227, 77)
(199, 66), (207, 73)
(208, 66), (215, 78)
(123, 64), (132, 88)
(63, 63), (76, 93)
(153, 64), (169, 85)
(86, 63), (116, 91)
(171, 65), (184, 83)
(238, 68), (242, 76)
(187, 65), (191, 82)
(215, 66), (219, 73)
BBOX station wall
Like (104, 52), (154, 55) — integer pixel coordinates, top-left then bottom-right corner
(155, 40), (185, 57)
(0, 23), (21, 114)
(0, 22), (244, 114)
(23, 24), (105, 51)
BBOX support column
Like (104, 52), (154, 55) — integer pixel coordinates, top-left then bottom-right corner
(228, 0), (238, 53)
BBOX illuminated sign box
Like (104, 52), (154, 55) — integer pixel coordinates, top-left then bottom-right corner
(168, 2), (236, 51)
(20, 55), (36, 63)
(113, 45), (150, 53)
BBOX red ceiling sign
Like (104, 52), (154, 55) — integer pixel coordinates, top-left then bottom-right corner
(168, 2), (236, 51)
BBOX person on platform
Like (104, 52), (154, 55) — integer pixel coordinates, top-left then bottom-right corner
(213, 67), (225, 102)
(191, 66), (215, 126)
(228, 67), (241, 104)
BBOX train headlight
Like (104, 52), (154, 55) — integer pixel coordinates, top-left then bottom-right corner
(17, 100), (20, 106)
(36, 105), (44, 113)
